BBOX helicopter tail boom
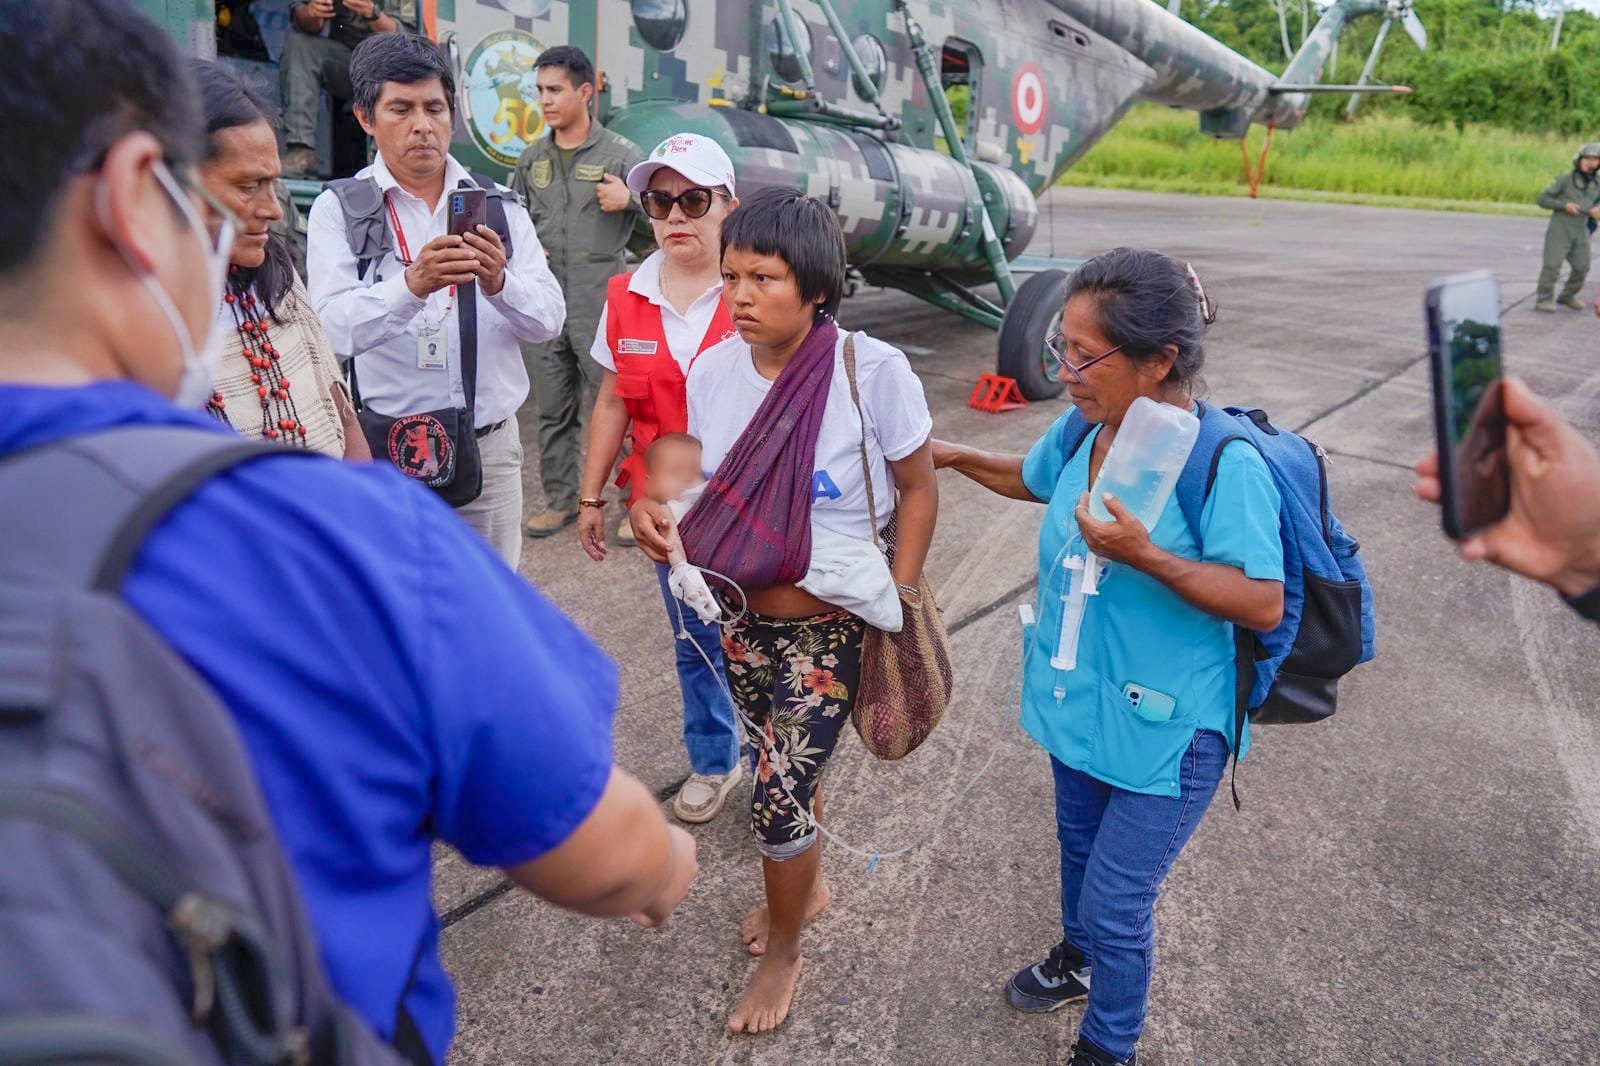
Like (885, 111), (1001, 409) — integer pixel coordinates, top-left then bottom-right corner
(1048, 0), (1417, 138)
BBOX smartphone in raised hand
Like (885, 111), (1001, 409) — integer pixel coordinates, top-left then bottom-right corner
(447, 187), (487, 239)
(1425, 270), (1510, 540)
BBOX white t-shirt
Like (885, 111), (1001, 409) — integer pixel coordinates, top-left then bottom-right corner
(686, 329), (933, 544)
(589, 250), (729, 374)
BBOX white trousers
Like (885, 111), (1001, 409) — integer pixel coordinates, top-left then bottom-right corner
(455, 416), (524, 572)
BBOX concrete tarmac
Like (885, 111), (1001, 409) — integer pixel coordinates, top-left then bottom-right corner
(442, 188), (1600, 1065)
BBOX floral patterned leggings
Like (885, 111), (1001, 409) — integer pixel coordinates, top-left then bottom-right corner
(720, 608), (867, 860)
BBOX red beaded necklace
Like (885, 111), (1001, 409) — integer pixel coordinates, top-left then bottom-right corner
(207, 279), (308, 446)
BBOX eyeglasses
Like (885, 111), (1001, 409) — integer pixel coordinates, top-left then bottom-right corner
(640, 186), (727, 221)
(1044, 332), (1125, 384)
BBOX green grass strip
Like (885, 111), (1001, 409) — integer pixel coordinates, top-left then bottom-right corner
(1060, 104), (1569, 217)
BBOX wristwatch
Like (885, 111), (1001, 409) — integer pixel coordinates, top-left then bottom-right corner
(578, 497), (607, 509)
(1561, 581), (1600, 622)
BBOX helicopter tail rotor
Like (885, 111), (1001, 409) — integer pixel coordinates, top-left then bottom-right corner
(1345, 0), (1426, 117)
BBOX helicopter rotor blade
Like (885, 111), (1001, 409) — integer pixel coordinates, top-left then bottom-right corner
(1401, 9), (1428, 50)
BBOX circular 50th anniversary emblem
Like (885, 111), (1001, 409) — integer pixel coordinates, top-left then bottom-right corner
(462, 29), (549, 168)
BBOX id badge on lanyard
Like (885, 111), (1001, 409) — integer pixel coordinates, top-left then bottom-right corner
(387, 193), (453, 372)
(417, 325), (447, 370)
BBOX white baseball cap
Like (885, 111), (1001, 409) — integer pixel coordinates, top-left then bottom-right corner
(626, 132), (737, 196)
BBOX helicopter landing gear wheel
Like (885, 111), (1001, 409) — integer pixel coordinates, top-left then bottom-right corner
(997, 268), (1070, 401)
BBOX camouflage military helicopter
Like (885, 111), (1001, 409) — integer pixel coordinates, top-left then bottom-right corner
(153, 0), (1425, 400)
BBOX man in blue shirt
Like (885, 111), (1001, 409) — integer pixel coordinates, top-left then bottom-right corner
(0, 5), (696, 1062)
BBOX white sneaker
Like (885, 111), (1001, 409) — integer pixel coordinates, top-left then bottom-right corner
(672, 762), (744, 824)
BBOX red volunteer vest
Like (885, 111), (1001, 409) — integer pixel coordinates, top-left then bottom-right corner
(605, 272), (736, 505)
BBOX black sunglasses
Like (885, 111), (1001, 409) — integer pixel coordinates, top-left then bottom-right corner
(640, 186), (727, 221)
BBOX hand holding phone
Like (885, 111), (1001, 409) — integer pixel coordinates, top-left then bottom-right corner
(1415, 378), (1600, 598)
(1425, 270), (1510, 539)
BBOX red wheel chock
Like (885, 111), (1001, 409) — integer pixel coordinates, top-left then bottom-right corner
(968, 374), (1028, 413)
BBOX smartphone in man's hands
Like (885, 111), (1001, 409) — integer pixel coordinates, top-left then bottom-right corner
(447, 187), (487, 239)
(1425, 270), (1511, 540)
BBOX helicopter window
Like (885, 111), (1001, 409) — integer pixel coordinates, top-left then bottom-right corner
(766, 15), (815, 84)
(631, 0), (687, 52)
(850, 34), (887, 100)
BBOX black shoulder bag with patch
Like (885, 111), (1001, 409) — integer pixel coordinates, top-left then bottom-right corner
(329, 174), (516, 509)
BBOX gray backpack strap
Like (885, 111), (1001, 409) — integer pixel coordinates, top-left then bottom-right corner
(0, 426), (284, 592)
(326, 177), (392, 282)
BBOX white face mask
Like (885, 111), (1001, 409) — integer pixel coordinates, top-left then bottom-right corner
(98, 161), (234, 408)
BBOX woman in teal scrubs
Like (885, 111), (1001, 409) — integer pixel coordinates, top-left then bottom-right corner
(933, 249), (1285, 1066)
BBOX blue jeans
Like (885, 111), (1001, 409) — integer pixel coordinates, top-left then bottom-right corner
(656, 563), (739, 776)
(1053, 729), (1229, 1061)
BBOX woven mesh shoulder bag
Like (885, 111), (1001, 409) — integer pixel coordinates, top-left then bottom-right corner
(842, 335), (954, 760)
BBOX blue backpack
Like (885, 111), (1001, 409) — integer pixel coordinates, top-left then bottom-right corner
(1061, 402), (1377, 805)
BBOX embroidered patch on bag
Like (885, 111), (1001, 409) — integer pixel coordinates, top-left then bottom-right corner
(387, 414), (455, 487)
(617, 338), (659, 355)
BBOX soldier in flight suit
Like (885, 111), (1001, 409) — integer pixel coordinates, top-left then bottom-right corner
(512, 45), (646, 539)
(1535, 142), (1600, 312)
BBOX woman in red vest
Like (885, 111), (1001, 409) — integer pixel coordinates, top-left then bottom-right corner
(576, 133), (745, 824)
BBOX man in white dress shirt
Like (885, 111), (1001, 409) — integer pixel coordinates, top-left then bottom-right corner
(307, 32), (564, 569)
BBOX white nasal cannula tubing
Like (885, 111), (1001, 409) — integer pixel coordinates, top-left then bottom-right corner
(668, 564), (1004, 872)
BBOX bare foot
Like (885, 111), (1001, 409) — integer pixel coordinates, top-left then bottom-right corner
(740, 879), (831, 956)
(726, 949), (804, 1034)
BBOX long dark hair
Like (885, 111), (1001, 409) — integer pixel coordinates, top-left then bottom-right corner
(190, 59), (294, 320)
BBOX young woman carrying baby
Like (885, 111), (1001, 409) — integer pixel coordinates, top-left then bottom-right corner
(631, 188), (939, 1034)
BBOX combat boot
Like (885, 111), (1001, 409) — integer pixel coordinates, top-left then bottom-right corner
(525, 507), (577, 538)
(1535, 299), (1557, 312)
(1558, 295), (1586, 310)
(281, 145), (319, 180)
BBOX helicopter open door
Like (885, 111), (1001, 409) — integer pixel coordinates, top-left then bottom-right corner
(939, 39), (982, 154)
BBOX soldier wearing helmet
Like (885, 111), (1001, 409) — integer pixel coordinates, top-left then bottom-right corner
(1534, 142), (1600, 312)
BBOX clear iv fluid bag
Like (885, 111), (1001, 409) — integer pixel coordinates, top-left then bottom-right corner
(1088, 397), (1200, 530)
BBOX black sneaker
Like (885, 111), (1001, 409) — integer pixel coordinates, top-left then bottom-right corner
(1004, 939), (1091, 1012)
(1069, 1038), (1137, 1066)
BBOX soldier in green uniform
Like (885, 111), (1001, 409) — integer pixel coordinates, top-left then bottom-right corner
(1535, 142), (1600, 312)
(279, 0), (415, 178)
(512, 45), (646, 538)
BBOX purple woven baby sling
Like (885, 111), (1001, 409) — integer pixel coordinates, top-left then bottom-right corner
(680, 318), (840, 590)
